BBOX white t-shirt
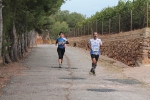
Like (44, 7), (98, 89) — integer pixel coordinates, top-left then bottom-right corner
(89, 38), (102, 55)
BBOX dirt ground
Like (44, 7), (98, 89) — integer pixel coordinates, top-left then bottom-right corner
(0, 49), (31, 94)
(0, 63), (27, 93)
(123, 66), (150, 85)
(68, 36), (150, 85)
(101, 55), (150, 85)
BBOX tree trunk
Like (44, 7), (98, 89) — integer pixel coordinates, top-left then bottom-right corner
(27, 32), (30, 48)
(4, 50), (12, 64)
(10, 1), (18, 62)
(24, 32), (28, 52)
(3, 39), (12, 64)
(21, 33), (25, 57)
(10, 30), (14, 61)
(30, 30), (33, 47)
(12, 21), (18, 61)
(17, 34), (22, 59)
(0, 0), (3, 60)
(30, 30), (36, 47)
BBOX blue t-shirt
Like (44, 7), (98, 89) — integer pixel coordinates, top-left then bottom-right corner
(56, 38), (66, 49)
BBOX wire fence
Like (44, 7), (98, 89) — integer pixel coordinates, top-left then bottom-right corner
(67, 2), (150, 37)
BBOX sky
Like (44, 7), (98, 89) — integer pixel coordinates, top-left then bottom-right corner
(61, 0), (120, 18)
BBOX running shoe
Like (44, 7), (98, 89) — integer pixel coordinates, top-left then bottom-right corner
(59, 64), (62, 68)
(89, 71), (93, 75)
(93, 70), (96, 76)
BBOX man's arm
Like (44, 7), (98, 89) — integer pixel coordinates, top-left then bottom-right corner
(99, 40), (102, 48)
(88, 40), (91, 49)
(63, 38), (69, 44)
(66, 41), (69, 44)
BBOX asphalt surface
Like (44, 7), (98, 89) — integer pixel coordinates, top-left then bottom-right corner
(0, 44), (150, 100)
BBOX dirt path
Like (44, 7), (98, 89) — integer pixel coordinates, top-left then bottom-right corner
(0, 44), (150, 100)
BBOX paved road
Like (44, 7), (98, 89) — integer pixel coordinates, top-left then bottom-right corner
(1, 45), (150, 100)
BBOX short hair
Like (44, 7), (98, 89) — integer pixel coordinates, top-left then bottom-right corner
(59, 32), (63, 35)
(93, 32), (98, 35)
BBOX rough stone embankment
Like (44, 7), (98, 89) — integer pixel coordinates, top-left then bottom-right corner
(68, 28), (150, 67)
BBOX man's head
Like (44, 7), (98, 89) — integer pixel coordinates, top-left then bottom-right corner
(93, 32), (98, 39)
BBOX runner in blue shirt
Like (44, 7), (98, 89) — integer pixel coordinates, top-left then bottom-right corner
(88, 32), (102, 75)
(56, 32), (67, 68)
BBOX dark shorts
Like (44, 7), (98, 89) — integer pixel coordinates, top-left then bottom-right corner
(57, 48), (65, 59)
(91, 54), (99, 61)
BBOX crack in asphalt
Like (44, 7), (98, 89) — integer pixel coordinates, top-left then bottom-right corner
(65, 54), (74, 100)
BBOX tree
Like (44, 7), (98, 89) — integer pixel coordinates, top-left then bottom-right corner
(2, 0), (66, 63)
(0, 0), (3, 59)
(54, 10), (86, 29)
(76, 0), (150, 34)
(67, 12), (85, 28)
(51, 21), (69, 39)
(55, 10), (70, 22)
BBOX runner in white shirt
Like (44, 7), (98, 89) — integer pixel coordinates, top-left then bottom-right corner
(88, 32), (102, 75)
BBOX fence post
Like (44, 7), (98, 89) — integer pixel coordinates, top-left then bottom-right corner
(90, 22), (92, 37)
(85, 24), (88, 35)
(109, 19), (111, 34)
(76, 28), (77, 37)
(80, 26), (83, 36)
(79, 27), (80, 36)
(67, 29), (69, 37)
(84, 25), (85, 35)
(88, 23), (89, 35)
(68, 29), (69, 37)
(74, 28), (75, 37)
(73, 29), (75, 37)
(147, 2), (149, 27)
(79, 27), (81, 36)
(81, 27), (82, 36)
(91, 22), (93, 35)
(102, 21), (103, 35)
(119, 15), (120, 33)
(96, 20), (98, 32)
(78, 28), (79, 36)
(91, 22), (92, 37)
(131, 10), (132, 31)
(77, 28), (79, 37)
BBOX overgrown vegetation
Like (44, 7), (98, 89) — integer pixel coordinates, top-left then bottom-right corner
(1, 0), (86, 64)
(48, 10), (86, 39)
(2, 0), (150, 64)
(75, 0), (150, 35)
(2, 0), (66, 63)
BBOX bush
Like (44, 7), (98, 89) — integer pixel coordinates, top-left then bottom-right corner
(73, 42), (76, 47)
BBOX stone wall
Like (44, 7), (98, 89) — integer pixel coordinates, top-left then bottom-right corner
(68, 28), (150, 67)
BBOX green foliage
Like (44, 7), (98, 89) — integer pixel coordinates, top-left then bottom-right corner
(55, 10), (70, 22)
(54, 10), (86, 29)
(51, 21), (69, 39)
(2, 0), (66, 55)
(67, 12), (86, 28)
(3, 0), (66, 34)
(76, 0), (150, 34)
(46, 10), (85, 39)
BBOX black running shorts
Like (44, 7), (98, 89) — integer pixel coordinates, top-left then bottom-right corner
(91, 54), (99, 61)
(57, 48), (65, 59)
